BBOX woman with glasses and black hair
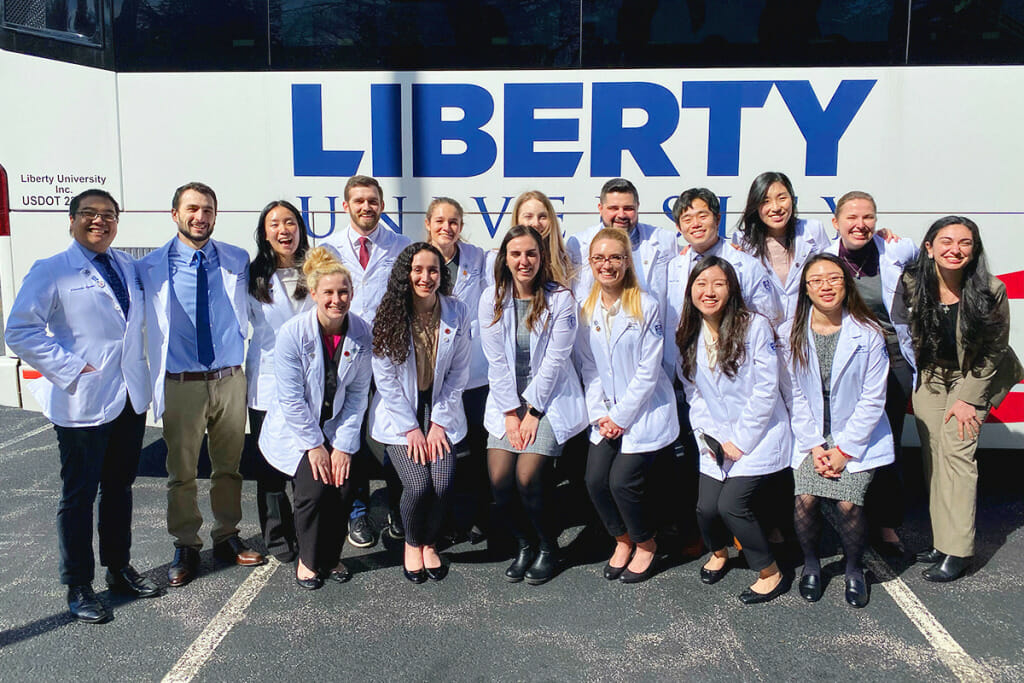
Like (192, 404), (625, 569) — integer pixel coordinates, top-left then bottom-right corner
(902, 216), (1023, 582)
(246, 200), (314, 562)
(677, 256), (790, 604)
(781, 253), (893, 608)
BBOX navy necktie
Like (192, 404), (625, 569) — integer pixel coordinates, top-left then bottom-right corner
(93, 252), (130, 315)
(195, 251), (215, 367)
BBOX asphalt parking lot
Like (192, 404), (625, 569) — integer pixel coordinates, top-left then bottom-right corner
(0, 404), (1022, 682)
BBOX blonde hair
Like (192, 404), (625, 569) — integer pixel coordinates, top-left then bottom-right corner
(511, 190), (575, 287)
(580, 228), (644, 324)
(302, 246), (352, 293)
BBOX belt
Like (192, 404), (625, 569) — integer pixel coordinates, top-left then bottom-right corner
(166, 365), (241, 382)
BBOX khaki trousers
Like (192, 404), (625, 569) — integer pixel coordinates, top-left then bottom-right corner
(912, 368), (988, 558)
(164, 370), (247, 548)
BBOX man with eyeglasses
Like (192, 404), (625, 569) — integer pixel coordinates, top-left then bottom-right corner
(6, 189), (159, 623)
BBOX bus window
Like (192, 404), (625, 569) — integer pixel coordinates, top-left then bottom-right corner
(905, 1), (1024, 65)
(3, 0), (102, 45)
(581, 0), (907, 67)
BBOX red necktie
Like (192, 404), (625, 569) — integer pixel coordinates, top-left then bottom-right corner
(358, 236), (370, 269)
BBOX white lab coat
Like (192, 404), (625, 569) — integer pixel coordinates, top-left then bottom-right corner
(681, 314), (791, 481)
(245, 271), (314, 411)
(369, 295), (471, 445)
(780, 313), (894, 472)
(138, 238), (250, 419)
(448, 242), (490, 390)
(733, 218), (831, 322)
(575, 292), (678, 453)
(663, 239), (783, 377)
(567, 221), (676, 306)
(5, 243), (151, 427)
(258, 310), (372, 476)
(479, 284), (588, 445)
(825, 234), (918, 369)
(321, 224), (411, 323)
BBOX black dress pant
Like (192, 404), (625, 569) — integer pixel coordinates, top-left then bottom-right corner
(584, 438), (655, 543)
(293, 451), (356, 574)
(249, 409), (297, 559)
(53, 403), (147, 585)
(696, 473), (775, 572)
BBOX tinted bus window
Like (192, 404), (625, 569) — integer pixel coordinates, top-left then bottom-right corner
(268, 0), (580, 70)
(3, 0), (102, 44)
(905, 0), (1024, 64)
(113, 0), (268, 71)
(582, 0), (906, 67)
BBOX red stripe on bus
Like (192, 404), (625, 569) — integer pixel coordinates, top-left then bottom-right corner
(988, 393), (1024, 424)
(997, 270), (1024, 299)
(21, 369), (41, 380)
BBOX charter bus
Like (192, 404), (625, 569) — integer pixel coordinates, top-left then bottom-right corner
(0, 0), (1021, 446)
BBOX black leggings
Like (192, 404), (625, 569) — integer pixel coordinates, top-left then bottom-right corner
(488, 449), (556, 551)
(584, 438), (655, 543)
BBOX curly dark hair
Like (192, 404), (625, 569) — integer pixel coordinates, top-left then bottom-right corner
(902, 215), (1004, 372)
(676, 256), (752, 381)
(372, 242), (452, 365)
(248, 200), (311, 304)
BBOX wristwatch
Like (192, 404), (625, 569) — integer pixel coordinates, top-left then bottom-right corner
(527, 405), (545, 418)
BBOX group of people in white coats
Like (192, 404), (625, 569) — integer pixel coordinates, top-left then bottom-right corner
(10, 171), (1021, 622)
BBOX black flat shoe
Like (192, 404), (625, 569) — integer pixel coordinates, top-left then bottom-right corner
(603, 563), (627, 581)
(504, 545), (536, 583)
(700, 562), (729, 585)
(738, 577), (787, 605)
(425, 564), (449, 581)
(295, 574), (324, 591)
(915, 547), (945, 564)
(404, 567), (427, 584)
(468, 526), (487, 545)
(524, 550), (558, 585)
(106, 565), (160, 598)
(328, 564), (351, 584)
(798, 574), (823, 603)
(67, 585), (111, 624)
(620, 556), (657, 584)
(922, 555), (970, 583)
(845, 575), (869, 607)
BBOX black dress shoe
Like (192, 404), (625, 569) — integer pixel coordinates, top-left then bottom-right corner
(603, 562), (627, 581)
(468, 525), (486, 545)
(798, 573), (823, 603)
(915, 547), (945, 564)
(328, 564), (351, 584)
(425, 563), (449, 581)
(67, 585), (111, 624)
(213, 536), (266, 566)
(403, 567), (428, 584)
(167, 546), (200, 587)
(845, 575), (869, 607)
(504, 544), (536, 583)
(700, 562), (729, 585)
(524, 550), (558, 585)
(295, 573), (324, 590)
(738, 576), (787, 605)
(620, 556), (657, 584)
(922, 554), (970, 582)
(106, 565), (160, 598)
(383, 512), (405, 541)
(348, 515), (378, 548)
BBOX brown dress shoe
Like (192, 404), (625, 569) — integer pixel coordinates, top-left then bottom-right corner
(213, 536), (266, 566)
(168, 547), (200, 587)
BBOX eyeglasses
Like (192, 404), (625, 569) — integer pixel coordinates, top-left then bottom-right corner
(806, 275), (845, 289)
(76, 209), (119, 223)
(590, 254), (626, 265)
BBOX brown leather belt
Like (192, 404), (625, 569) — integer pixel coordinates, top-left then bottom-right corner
(166, 365), (241, 382)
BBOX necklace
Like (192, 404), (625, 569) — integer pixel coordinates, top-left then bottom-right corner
(840, 253), (867, 279)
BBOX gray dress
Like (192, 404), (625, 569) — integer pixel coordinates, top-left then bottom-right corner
(793, 327), (874, 505)
(486, 298), (563, 456)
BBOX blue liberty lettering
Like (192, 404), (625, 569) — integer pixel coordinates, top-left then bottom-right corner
(371, 84), (402, 177)
(547, 195), (567, 224)
(821, 196), (836, 213)
(379, 196), (406, 234)
(297, 195), (340, 239)
(681, 81), (773, 176)
(292, 85), (364, 177)
(413, 84), (497, 177)
(775, 80), (876, 176)
(591, 83), (680, 177)
(504, 83), (583, 178)
(472, 196), (514, 239)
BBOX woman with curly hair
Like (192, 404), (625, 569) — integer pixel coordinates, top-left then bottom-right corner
(902, 216), (1023, 582)
(510, 190), (576, 287)
(479, 225), (588, 585)
(677, 256), (790, 604)
(368, 242), (471, 583)
(246, 200), (313, 562)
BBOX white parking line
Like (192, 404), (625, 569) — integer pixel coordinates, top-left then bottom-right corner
(161, 558), (280, 683)
(0, 423), (53, 460)
(865, 550), (994, 683)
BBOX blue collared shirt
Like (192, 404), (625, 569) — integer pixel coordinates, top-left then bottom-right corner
(166, 238), (244, 372)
